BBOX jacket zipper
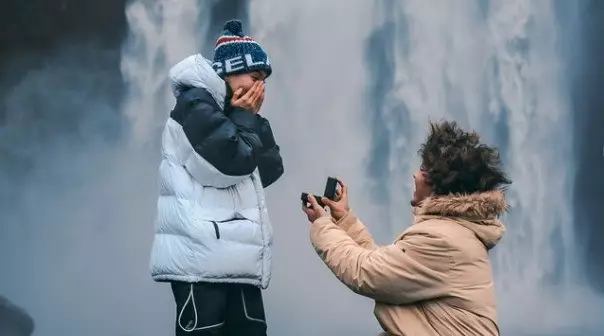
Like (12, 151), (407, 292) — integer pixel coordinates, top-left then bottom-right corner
(211, 221), (221, 239)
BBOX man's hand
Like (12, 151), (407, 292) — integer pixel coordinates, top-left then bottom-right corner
(302, 194), (328, 223)
(231, 81), (265, 113)
(322, 179), (350, 221)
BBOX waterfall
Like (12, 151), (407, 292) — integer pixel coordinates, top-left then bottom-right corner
(119, 0), (604, 334)
(117, 1), (212, 335)
(362, 0), (604, 334)
(248, 1), (384, 334)
(248, 0), (604, 334)
(121, 0), (208, 146)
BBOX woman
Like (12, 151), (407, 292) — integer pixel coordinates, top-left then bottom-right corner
(150, 20), (283, 336)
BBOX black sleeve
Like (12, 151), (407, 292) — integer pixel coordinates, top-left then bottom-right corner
(255, 116), (284, 188)
(170, 88), (263, 176)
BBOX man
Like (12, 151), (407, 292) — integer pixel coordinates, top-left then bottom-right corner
(303, 120), (511, 336)
(149, 20), (283, 336)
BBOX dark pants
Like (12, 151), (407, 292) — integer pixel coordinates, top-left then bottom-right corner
(171, 281), (267, 336)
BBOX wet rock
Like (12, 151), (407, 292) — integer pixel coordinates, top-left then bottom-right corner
(0, 296), (34, 336)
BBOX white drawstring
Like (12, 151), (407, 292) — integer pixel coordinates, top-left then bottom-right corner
(178, 284), (198, 332)
(177, 284), (225, 332)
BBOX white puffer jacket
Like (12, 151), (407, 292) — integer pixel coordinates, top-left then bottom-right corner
(149, 54), (281, 289)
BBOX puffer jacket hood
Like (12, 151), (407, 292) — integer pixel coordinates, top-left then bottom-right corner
(168, 53), (226, 107)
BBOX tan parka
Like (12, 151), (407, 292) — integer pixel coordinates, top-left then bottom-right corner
(310, 191), (507, 336)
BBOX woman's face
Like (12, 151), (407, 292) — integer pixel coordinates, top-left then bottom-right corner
(225, 71), (266, 93)
(411, 169), (433, 207)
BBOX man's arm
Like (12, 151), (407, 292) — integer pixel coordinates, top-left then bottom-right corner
(310, 217), (453, 305)
(333, 212), (377, 250)
(254, 116), (284, 188)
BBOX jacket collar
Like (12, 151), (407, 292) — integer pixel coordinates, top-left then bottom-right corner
(414, 190), (508, 220)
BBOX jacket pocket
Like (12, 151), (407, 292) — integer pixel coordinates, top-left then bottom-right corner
(211, 221), (221, 239)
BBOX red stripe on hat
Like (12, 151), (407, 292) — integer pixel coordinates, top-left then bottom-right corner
(215, 36), (255, 46)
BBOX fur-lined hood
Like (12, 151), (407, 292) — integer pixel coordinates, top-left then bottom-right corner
(414, 190), (508, 249)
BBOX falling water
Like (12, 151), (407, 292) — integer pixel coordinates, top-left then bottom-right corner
(118, 1), (212, 335)
(248, 1), (385, 335)
(250, 0), (604, 334)
(120, 0), (604, 334)
(119, 0), (378, 334)
(361, 0), (604, 334)
(121, 0), (208, 146)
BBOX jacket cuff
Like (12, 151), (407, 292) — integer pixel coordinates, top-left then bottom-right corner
(229, 107), (258, 131)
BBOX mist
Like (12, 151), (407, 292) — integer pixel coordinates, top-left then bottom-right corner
(249, 1), (383, 334)
(1, 0), (603, 335)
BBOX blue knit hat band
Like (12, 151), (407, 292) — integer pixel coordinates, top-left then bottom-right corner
(212, 20), (272, 78)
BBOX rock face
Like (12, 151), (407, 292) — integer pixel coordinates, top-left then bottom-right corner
(0, 296), (34, 336)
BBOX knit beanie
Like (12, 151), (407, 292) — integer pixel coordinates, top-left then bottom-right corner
(212, 20), (272, 79)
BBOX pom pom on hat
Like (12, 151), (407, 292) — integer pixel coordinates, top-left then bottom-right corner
(223, 19), (244, 37)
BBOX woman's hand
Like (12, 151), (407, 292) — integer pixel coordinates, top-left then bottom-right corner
(231, 81), (265, 113)
(321, 179), (350, 221)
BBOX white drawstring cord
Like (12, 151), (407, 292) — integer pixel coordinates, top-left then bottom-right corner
(177, 284), (225, 332)
(178, 284), (198, 332)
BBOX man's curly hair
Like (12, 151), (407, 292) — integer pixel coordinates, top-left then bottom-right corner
(418, 120), (512, 195)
